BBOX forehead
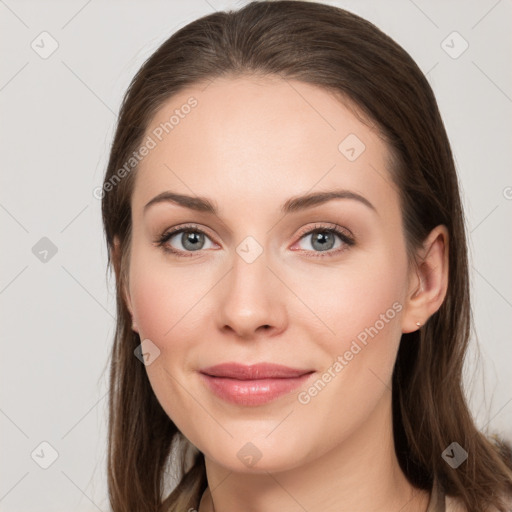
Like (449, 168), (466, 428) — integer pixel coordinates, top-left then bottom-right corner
(132, 75), (397, 218)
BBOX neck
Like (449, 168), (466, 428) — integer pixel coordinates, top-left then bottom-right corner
(198, 391), (430, 512)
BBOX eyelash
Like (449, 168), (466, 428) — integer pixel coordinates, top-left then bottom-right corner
(154, 222), (355, 259)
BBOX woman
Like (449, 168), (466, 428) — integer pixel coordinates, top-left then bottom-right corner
(101, 1), (512, 511)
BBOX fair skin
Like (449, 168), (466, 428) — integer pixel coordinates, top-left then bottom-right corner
(114, 75), (449, 512)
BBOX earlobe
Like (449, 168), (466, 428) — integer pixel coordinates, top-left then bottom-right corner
(112, 236), (139, 334)
(122, 283), (139, 333)
(121, 277), (139, 334)
(111, 236), (122, 282)
(401, 225), (449, 334)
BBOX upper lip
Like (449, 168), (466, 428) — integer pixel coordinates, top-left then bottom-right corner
(199, 362), (314, 380)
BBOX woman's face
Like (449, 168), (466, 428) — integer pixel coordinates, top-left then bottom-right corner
(123, 75), (420, 473)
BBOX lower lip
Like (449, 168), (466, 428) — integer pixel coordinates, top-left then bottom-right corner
(199, 372), (314, 406)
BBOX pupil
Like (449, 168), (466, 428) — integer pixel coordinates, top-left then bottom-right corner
(314, 231), (333, 251)
(183, 231), (203, 250)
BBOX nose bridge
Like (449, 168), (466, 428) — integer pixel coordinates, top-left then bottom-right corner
(217, 233), (286, 336)
(230, 234), (274, 307)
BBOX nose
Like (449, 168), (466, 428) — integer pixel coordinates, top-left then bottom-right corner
(216, 246), (287, 340)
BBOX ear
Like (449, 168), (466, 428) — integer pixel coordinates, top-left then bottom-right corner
(111, 236), (139, 333)
(401, 225), (449, 334)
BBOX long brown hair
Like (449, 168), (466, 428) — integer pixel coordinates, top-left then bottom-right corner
(101, 1), (512, 510)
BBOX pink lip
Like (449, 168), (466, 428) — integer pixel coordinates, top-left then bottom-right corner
(199, 362), (315, 406)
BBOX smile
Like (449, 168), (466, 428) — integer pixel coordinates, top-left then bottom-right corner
(198, 362), (315, 406)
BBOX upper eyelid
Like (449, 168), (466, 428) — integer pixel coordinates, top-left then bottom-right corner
(161, 222), (354, 247)
(164, 223), (217, 242)
(296, 222), (352, 238)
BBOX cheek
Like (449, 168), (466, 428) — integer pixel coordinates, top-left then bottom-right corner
(347, 263), (404, 339)
(291, 253), (407, 446)
(299, 250), (408, 429)
(300, 249), (407, 354)
(127, 250), (210, 429)
(130, 271), (172, 341)
(128, 249), (207, 342)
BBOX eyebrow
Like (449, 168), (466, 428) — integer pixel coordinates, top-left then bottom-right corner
(143, 189), (377, 215)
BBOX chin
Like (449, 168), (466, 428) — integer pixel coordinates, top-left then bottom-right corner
(199, 435), (312, 475)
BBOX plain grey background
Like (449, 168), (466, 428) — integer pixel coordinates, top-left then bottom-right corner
(1, 0), (511, 510)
